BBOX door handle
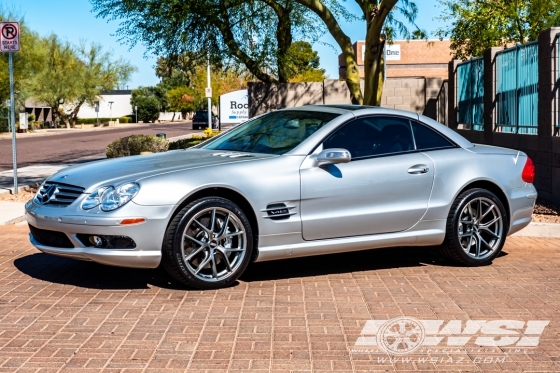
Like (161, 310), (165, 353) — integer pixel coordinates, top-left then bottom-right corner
(408, 164), (429, 174)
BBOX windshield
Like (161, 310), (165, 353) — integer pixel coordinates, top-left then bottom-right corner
(202, 110), (339, 155)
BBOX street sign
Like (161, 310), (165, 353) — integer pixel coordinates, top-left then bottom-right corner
(0, 22), (20, 52)
(1, 21), (20, 193)
(205, 87), (212, 98)
(94, 101), (99, 113)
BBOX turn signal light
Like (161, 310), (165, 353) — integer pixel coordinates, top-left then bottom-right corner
(119, 218), (146, 225)
(521, 157), (535, 183)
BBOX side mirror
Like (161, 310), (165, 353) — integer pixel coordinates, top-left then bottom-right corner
(316, 148), (351, 166)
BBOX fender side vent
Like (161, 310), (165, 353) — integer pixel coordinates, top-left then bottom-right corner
(261, 203), (296, 220)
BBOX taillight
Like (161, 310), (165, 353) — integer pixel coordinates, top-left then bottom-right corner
(521, 157), (535, 183)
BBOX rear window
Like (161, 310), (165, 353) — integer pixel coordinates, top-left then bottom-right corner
(410, 121), (454, 150)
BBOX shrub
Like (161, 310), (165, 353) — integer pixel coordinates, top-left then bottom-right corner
(168, 130), (221, 150)
(124, 114), (135, 123)
(76, 117), (132, 125)
(106, 134), (169, 158)
(168, 138), (204, 150)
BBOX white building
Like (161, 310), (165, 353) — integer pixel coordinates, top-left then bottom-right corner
(77, 90), (133, 119)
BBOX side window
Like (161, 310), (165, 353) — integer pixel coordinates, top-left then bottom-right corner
(410, 121), (454, 150)
(323, 116), (414, 159)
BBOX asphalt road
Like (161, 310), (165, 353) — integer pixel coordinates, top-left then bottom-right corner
(0, 121), (196, 171)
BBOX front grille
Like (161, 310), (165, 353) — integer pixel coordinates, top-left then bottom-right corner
(29, 225), (74, 248)
(35, 182), (84, 207)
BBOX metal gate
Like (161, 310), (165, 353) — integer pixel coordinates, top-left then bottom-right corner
(457, 57), (484, 130)
(495, 41), (539, 134)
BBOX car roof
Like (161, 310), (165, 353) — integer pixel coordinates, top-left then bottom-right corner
(279, 104), (473, 149)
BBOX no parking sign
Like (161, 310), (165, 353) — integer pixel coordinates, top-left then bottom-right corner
(0, 22), (20, 52)
(1, 21), (20, 193)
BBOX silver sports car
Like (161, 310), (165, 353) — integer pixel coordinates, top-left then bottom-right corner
(25, 105), (537, 289)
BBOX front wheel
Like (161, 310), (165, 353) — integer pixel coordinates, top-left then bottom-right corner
(162, 197), (253, 289)
(439, 188), (508, 266)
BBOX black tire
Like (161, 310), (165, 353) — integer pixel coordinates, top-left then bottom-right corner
(439, 188), (508, 266)
(162, 197), (253, 289)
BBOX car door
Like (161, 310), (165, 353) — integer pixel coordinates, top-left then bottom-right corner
(300, 115), (435, 241)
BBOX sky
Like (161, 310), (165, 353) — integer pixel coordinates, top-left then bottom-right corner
(4, 0), (449, 87)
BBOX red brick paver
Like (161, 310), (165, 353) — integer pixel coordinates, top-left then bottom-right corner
(0, 225), (559, 372)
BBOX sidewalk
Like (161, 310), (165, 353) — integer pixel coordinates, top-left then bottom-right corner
(0, 201), (26, 224)
(0, 165), (71, 194)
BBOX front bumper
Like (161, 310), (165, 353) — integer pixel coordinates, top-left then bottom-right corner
(25, 201), (175, 269)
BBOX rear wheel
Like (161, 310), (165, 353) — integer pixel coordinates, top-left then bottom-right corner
(439, 188), (507, 266)
(162, 197), (253, 289)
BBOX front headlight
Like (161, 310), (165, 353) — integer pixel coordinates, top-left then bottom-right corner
(101, 183), (140, 211)
(81, 183), (140, 211)
(81, 187), (109, 210)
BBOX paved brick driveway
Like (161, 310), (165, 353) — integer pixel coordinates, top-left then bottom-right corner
(0, 225), (559, 372)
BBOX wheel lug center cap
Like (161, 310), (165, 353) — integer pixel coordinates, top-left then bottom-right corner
(209, 240), (218, 249)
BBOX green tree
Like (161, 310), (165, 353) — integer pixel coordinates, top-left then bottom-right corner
(131, 86), (169, 123)
(90, 0), (323, 83)
(90, 0), (424, 105)
(292, 0), (425, 105)
(155, 52), (202, 88)
(285, 41), (326, 82)
(158, 55), (247, 115)
(167, 87), (196, 120)
(436, 0), (560, 59)
(30, 35), (82, 125)
(66, 43), (136, 126)
(0, 11), (46, 109)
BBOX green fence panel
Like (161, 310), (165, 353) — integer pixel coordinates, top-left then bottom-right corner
(457, 57), (484, 130)
(496, 41), (538, 134)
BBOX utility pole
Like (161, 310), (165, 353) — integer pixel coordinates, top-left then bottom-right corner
(109, 101), (114, 123)
(94, 101), (99, 126)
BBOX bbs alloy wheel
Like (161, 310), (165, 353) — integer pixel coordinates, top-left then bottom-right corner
(440, 188), (508, 266)
(163, 197), (253, 289)
(457, 196), (503, 260)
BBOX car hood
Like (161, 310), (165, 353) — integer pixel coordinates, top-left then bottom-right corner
(47, 149), (275, 192)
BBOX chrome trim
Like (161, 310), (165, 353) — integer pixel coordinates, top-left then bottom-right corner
(35, 182), (84, 206)
(262, 212), (297, 219)
(260, 205), (296, 212)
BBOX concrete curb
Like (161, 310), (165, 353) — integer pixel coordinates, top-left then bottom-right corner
(512, 222), (560, 238)
(3, 215), (26, 225)
(0, 182), (41, 196)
